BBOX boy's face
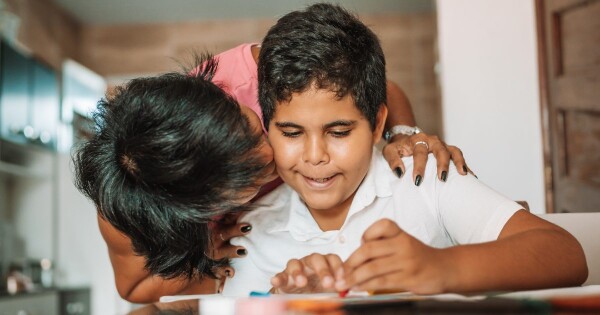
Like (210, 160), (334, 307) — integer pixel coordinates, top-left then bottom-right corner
(268, 87), (386, 215)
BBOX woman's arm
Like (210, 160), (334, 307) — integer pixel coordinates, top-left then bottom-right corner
(383, 81), (469, 183)
(97, 215), (216, 303)
(384, 80), (416, 128)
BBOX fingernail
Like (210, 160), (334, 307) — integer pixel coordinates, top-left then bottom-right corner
(225, 269), (231, 277)
(237, 248), (247, 256)
(322, 276), (334, 287)
(462, 165), (468, 173)
(241, 225), (252, 233)
(441, 171), (447, 182)
(394, 167), (403, 178)
(415, 175), (422, 186)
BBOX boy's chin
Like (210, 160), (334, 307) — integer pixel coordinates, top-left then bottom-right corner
(302, 196), (342, 212)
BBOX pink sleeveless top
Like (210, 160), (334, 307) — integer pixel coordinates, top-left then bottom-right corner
(211, 43), (283, 199)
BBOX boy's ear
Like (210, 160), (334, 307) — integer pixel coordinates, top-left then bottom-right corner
(372, 104), (388, 143)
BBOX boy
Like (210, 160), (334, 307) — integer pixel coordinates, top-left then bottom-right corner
(222, 3), (587, 296)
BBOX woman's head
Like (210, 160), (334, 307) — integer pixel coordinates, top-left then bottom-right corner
(74, 54), (274, 279)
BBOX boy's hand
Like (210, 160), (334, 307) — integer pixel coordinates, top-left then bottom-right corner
(271, 253), (343, 294)
(382, 133), (471, 185)
(337, 219), (450, 295)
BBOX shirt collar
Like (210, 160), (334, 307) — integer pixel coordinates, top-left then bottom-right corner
(268, 149), (393, 241)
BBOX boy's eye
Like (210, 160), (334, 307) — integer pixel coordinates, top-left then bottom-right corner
(330, 130), (351, 138)
(282, 131), (302, 138)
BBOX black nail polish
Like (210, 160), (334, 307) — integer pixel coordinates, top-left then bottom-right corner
(241, 225), (252, 233)
(463, 165), (468, 173)
(225, 269), (231, 277)
(237, 248), (247, 256)
(394, 167), (403, 178)
(441, 171), (448, 182)
(415, 175), (422, 186)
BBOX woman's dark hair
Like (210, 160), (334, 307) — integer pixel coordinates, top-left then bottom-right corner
(258, 3), (387, 130)
(73, 54), (269, 279)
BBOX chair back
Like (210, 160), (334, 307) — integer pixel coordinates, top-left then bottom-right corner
(538, 213), (600, 285)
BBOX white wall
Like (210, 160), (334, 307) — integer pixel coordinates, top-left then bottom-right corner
(436, 0), (546, 213)
(56, 153), (130, 315)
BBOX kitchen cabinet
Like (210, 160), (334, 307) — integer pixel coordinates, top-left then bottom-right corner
(0, 291), (59, 315)
(0, 288), (89, 315)
(0, 40), (29, 143)
(59, 288), (91, 315)
(0, 41), (59, 149)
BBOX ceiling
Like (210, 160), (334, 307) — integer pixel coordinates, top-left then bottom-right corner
(53, 0), (433, 25)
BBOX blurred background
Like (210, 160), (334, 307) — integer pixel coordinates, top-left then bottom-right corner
(0, 0), (597, 314)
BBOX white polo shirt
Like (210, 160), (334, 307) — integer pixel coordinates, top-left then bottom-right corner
(222, 149), (522, 296)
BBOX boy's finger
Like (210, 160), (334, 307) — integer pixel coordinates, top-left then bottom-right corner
(447, 146), (468, 175)
(303, 254), (334, 288)
(324, 254), (346, 290)
(271, 272), (289, 288)
(345, 256), (401, 289)
(430, 141), (450, 181)
(344, 239), (397, 275)
(361, 219), (403, 242)
(286, 259), (307, 288)
(325, 254), (344, 280)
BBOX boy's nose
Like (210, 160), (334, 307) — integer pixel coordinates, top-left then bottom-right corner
(303, 136), (329, 165)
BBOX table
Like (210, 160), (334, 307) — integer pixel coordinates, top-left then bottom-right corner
(127, 285), (600, 315)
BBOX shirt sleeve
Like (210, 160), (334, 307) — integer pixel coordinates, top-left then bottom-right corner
(436, 164), (523, 244)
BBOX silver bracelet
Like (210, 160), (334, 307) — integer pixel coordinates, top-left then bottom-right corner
(384, 125), (422, 142)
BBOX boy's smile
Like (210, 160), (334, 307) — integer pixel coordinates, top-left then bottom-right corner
(268, 86), (386, 230)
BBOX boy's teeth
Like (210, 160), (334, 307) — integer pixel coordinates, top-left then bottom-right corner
(311, 176), (332, 183)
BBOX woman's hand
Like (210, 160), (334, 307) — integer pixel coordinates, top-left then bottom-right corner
(382, 133), (470, 186)
(337, 219), (451, 295)
(270, 253), (344, 294)
(210, 213), (252, 280)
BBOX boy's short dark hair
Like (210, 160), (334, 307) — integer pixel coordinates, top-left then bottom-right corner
(73, 55), (268, 279)
(258, 3), (387, 130)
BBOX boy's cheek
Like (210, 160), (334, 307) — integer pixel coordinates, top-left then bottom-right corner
(269, 137), (298, 165)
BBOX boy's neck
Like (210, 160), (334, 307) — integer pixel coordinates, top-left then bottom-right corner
(306, 190), (357, 231)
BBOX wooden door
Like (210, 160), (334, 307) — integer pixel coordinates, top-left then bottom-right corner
(536, 0), (600, 213)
